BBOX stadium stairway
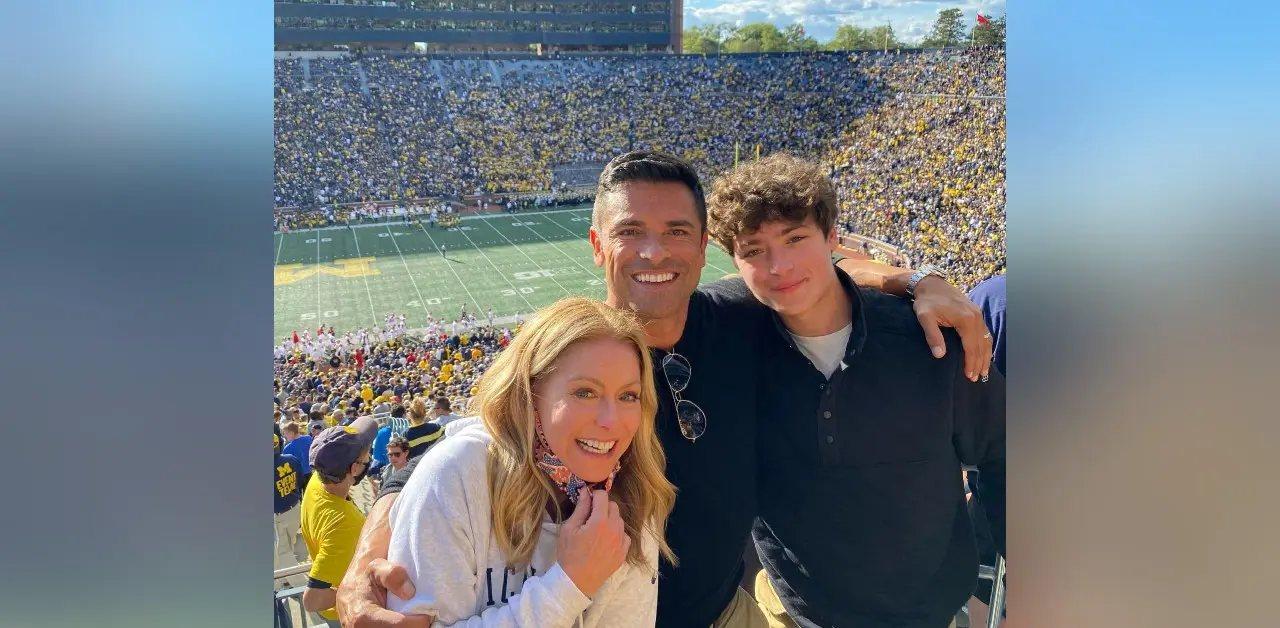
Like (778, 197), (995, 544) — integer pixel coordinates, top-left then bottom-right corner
(355, 63), (372, 99)
(430, 59), (447, 92)
(487, 60), (502, 86)
(300, 58), (311, 90)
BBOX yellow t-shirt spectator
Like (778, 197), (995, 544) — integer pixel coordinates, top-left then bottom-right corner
(300, 475), (366, 620)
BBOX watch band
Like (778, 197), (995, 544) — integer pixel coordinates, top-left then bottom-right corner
(906, 264), (946, 299)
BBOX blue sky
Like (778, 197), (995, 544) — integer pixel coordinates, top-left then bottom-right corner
(682, 0), (1006, 44)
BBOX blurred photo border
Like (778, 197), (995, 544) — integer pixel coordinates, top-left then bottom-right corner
(2, 1), (1278, 626)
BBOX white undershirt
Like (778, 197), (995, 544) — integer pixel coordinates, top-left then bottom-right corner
(789, 323), (853, 380)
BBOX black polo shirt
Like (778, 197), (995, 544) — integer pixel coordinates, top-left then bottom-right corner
(753, 268), (1005, 628)
(654, 280), (765, 627)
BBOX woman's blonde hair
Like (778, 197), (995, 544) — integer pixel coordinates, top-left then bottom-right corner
(407, 397), (429, 423)
(474, 297), (676, 569)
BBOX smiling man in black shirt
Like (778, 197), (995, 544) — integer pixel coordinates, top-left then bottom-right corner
(707, 154), (1004, 628)
(334, 151), (993, 628)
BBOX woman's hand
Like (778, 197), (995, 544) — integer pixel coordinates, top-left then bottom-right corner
(557, 489), (631, 598)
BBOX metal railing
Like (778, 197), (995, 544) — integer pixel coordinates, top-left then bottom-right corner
(274, 563), (313, 628)
(981, 555), (1007, 628)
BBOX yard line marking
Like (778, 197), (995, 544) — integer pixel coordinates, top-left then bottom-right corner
(453, 220), (536, 311)
(476, 216), (573, 297)
(383, 224), (430, 319)
(349, 228), (379, 327)
(415, 221), (481, 311)
(490, 214), (604, 291)
(315, 231), (322, 323)
(543, 209), (738, 278)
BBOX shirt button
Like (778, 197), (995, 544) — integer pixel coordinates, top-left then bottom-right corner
(823, 411), (832, 419)
(826, 436), (835, 444)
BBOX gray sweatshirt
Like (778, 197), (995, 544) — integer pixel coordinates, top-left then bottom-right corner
(387, 422), (660, 627)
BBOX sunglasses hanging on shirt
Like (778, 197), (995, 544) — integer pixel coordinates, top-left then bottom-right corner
(661, 352), (707, 442)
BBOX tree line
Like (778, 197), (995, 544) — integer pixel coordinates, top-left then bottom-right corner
(682, 8), (1005, 54)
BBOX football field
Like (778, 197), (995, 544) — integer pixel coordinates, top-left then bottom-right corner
(274, 205), (739, 342)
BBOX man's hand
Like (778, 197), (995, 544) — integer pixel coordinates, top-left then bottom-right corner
(833, 257), (992, 380)
(337, 494), (430, 628)
(912, 276), (992, 382)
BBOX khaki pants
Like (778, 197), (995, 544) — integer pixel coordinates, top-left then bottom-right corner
(753, 570), (800, 628)
(712, 585), (772, 628)
(274, 506), (305, 576)
(754, 570), (958, 628)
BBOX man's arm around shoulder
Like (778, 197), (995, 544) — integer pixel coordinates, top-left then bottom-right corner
(337, 491), (428, 627)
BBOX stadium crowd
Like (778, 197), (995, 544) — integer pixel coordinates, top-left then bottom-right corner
(274, 310), (520, 623)
(274, 58), (400, 209)
(273, 51), (929, 207)
(831, 46), (1006, 289)
(273, 311), (517, 429)
(275, 47), (1003, 289)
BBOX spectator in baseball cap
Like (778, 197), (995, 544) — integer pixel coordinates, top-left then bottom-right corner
(299, 416), (377, 622)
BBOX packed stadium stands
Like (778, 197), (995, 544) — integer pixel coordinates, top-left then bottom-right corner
(275, 47), (1004, 289)
(832, 46), (1006, 289)
(275, 313), (514, 424)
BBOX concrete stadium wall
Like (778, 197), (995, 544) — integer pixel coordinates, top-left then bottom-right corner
(274, 50), (350, 59)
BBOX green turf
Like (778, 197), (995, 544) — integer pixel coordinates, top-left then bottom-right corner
(274, 205), (740, 342)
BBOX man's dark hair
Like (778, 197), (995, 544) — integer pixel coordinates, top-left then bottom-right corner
(387, 433), (409, 452)
(308, 410), (325, 422)
(390, 404), (406, 418)
(434, 396), (451, 412)
(593, 150), (707, 232)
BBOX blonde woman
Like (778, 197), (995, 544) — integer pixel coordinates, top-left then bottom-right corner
(403, 396), (443, 459)
(387, 297), (676, 627)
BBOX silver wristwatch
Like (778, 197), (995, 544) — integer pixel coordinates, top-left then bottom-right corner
(905, 264), (947, 299)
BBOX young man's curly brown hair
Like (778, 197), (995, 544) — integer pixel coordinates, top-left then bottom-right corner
(706, 152), (838, 255)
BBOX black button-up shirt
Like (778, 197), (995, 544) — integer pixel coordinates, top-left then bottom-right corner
(753, 268), (1006, 628)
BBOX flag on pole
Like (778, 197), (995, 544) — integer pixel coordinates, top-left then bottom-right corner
(977, 14), (991, 26)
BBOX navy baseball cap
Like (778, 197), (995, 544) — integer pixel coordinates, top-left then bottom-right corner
(309, 416), (377, 478)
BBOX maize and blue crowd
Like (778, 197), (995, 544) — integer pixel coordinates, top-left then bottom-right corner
(275, 47), (1004, 290)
